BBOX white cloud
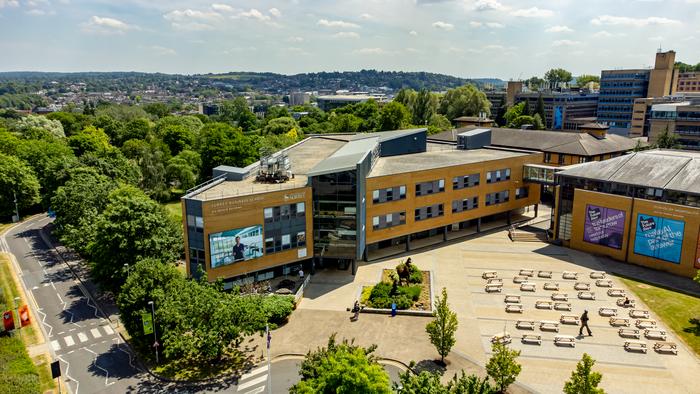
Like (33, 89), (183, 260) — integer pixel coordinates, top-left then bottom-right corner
(474, 0), (507, 11)
(591, 15), (682, 27)
(239, 9), (270, 21)
(287, 36), (304, 43)
(592, 30), (613, 38)
(545, 25), (573, 33)
(211, 3), (235, 13)
(469, 21), (482, 28)
(83, 15), (138, 34)
(0, 0), (19, 8)
(360, 13), (372, 20)
(409, 30), (418, 36)
(150, 45), (176, 56)
(333, 31), (359, 38)
(486, 22), (504, 28)
(553, 39), (581, 46)
(269, 8), (281, 18)
(510, 7), (554, 18)
(432, 21), (454, 30)
(163, 9), (221, 31)
(317, 19), (359, 28)
(354, 47), (390, 55)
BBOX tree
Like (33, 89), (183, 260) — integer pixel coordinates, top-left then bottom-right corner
(394, 88), (418, 113)
(428, 114), (452, 134)
(532, 114), (545, 130)
(290, 334), (391, 394)
(522, 100), (530, 116)
(524, 76), (545, 90)
(0, 153), (41, 217)
(218, 97), (258, 131)
(654, 127), (680, 149)
(438, 85), (491, 120)
(394, 370), (494, 393)
(143, 102), (171, 118)
(161, 124), (195, 155)
(485, 342), (521, 393)
(265, 105), (289, 120)
(377, 101), (411, 131)
(536, 94), (546, 122)
(46, 111), (92, 136)
(78, 149), (141, 186)
(68, 126), (111, 156)
(503, 102), (525, 126)
(576, 75), (600, 88)
(563, 353), (605, 394)
(263, 116), (299, 135)
(330, 113), (363, 134)
(413, 89), (439, 125)
(166, 150), (201, 191)
(426, 287), (458, 364)
(121, 138), (171, 201)
(87, 185), (182, 289)
(14, 114), (65, 138)
(196, 122), (258, 177)
(544, 68), (573, 86)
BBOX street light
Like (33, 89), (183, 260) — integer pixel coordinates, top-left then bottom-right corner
(123, 263), (130, 276)
(14, 297), (21, 340)
(13, 191), (20, 223)
(147, 301), (159, 364)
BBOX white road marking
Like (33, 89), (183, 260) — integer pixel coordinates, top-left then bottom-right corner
(83, 347), (114, 386)
(102, 325), (114, 335)
(244, 387), (266, 394)
(238, 375), (268, 391)
(78, 332), (88, 342)
(241, 364), (269, 380)
(63, 335), (75, 347)
(35, 308), (53, 337)
(57, 355), (79, 394)
(90, 328), (102, 338)
(50, 340), (61, 351)
(32, 286), (39, 290)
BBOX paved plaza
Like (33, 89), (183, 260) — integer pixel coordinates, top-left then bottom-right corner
(280, 228), (700, 394)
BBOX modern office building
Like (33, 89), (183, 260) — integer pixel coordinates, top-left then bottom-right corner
(182, 128), (543, 285)
(552, 149), (700, 278)
(514, 91), (600, 130)
(630, 94), (700, 138)
(597, 50), (678, 136)
(316, 94), (386, 111)
(648, 100), (700, 150)
(289, 91), (310, 106)
(677, 72), (700, 93)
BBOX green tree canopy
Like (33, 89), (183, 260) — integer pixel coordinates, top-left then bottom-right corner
(503, 102), (525, 126)
(486, 342), (522, 393)
(121, 138), (171, 201)
(143, 102), (171, 118)
(377, 101), (411, 131)
(166, 150), (202, 191)
(544, 68), (573, 85)
(263, 116), (299, 135)
(196, 122), (258, 177)
(218, 97), (258, 131)
(0, 153), (41, 217)
(395, 370), (494, 393)
(426, 287), (458, 364)
(78, 148), (141, 185)
(394, 88), (418, 112)
(563, 353), (606, 394)
(438, 84), (491, 121)
(428, 113), (452, 135)
(46, 111), (92, 136)
(14, 114), (65, 138)
(576, 75), (601, 87)
(412, 89), (439, 125)
(68, 126), (111, 156)
(290, 334), (391, 394)
(654, 127), (680, 149)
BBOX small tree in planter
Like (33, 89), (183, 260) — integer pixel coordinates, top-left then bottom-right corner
(486, 342), (521, 393)
(563, 353), (606, 394)
(425, 287), (458, 365)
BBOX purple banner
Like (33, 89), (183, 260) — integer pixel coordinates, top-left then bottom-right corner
(583, 204), (625, 250)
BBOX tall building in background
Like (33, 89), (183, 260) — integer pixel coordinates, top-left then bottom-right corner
(677, 72), (700, 93)
(289, 91), (310, 106)
(597, 50), (678, 136)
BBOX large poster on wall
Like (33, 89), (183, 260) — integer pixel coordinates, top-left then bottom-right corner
(633, 214), (685, 264)
(209, 226), (263, 268)
(583, 204), (626, 249)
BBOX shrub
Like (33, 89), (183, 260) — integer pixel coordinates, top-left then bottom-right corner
(398, 285), (421, 301)
(409, 269), (423, 284)
(367, 282), (418, 309)
(369, 282), (392, 300)
(262, 295), (295, 327)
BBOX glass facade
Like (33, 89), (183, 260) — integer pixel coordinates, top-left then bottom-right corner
(597, 70), (650, 133)
(311, 170), (358, 259)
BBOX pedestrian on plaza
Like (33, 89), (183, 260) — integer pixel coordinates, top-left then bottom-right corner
(298, 269), (304, 280)
(579, 309), (592, 336)
(351, 301), (360, 321)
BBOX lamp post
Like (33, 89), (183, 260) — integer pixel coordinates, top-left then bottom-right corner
(123, 263), (130, 277)
(14, 297), (21, 339)
(13, 191), (20, 223)
(147, 301), (159, 364)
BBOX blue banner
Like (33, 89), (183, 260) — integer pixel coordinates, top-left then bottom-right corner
(633, 214), (685, 264)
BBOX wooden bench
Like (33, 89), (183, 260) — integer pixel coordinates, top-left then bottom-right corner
(653, 341), (678, 355)
(635, 319), (657, 329)
(574, 282), (591, 291)
(644, 329), (667, 340)
(624, 340), (648, 353)
(554, 302), (572, 311)
(487, 278), (503, 285)
(590, 270), (606, 279)
(535, 300), (553, 310)
(560, 314), (580, 325)
(505, 304), (523, 313)
(520, 282), (536, 292)
(539, 320), (560, 332)
(504, 294), (521, 304)
(537, 270), (552, 278)
(521, 334), (542, 345)
(554, 335), (576, 347)
(595, 279), (613, 288)
(618, 328), (640, 339)
(485, 283), (503, 293)
(629, 309), (649, 319)
(491, 332), (512, 345)
(616, 298), (636, 308)
(578, 291), (596, 300)
(562, 271), (578, 280)
(513, 276), (527, 284)
(609, 318), (630, 327)
(516, 320), (536, 330)
(551, 293), (568, 301)
(519, 268), (535, 277)
(598, 307), (617, 317)
(607, 288), (626, 297)
(482, 271), (497, 279)
(543, 282), (559, 291)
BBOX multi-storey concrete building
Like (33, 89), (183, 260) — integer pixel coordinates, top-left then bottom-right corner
(514, 91), (599, 130)
(677, 72), (700, 93)
(648, 100), (700, 150)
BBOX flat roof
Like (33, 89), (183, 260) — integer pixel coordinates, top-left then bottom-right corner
(368, 148), (533, 178)
(558, 149), (700, 195)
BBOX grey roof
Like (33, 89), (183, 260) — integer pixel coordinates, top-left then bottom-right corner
(306, 137), (378, 177)
(369, 148), (532, 178)
(428, 127), (639, 156)
(558, 149), (700, 195)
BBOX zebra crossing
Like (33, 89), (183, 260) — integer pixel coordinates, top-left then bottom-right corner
(50, 324), (116, 352)
(237, 364), (269, 393)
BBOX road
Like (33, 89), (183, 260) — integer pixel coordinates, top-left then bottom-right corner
(2, 215), (146, 393)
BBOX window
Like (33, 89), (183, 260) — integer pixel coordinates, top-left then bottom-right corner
(265, 238), (274, 254)
(399, 185), (406, 198)
(486, 190), (510, 206)
(452, 197), (479, 213)
(372, 190), (380, 202)
(486, 168), (511, 183)
(452, 173), (480, 190)
(296, 202), (305, 215)
(558, 154), (566, 165)
(372, 211), (406, 230)
(544, 152), (552, 163)
(372, 185), (407, 203)
(264, 202), (307, 255)
(415, 204), (444, 221)
(296, 231), (306, 247)
(282, 234), (291, 249)
(515, 187), (529, 200)
(416, 179), (445, 196)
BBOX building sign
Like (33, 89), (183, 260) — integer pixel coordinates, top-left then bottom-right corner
(553, 106), (563, 130)
(209, 225), (264, 268)
(633, 214), (685, 264)
(583, 204), (625, 249)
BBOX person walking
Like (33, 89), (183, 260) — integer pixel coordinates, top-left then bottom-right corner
(579, 309), (592, 336)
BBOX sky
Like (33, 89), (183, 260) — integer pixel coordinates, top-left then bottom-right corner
(0, 0), (699, 79)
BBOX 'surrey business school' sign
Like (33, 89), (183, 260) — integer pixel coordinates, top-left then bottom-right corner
(583, 204), (626, 250)
(634, 214), (685, 264)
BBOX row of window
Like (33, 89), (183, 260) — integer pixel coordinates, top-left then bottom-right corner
(415, 179), (445, 196)
(372, 211), (407, 230)
(264, 202), (305, 222)
(415, 204), (444, 221)
(372, 186), (407, 204)
(264, 231), (306, 254)
(486, 168), (511, 183)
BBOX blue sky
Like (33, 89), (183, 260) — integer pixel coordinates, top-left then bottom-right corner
(1, 0), (698, 78)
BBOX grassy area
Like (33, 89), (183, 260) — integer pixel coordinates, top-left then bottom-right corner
(0, 336), (40, 394)
(33, 354), (57, 393)
(0, 254), (39, 346)
(0, 222), (12, 235)
(161, 201), (183, 224)
(619, 277), (700, 356)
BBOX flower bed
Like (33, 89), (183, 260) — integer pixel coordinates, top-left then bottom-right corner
(362, 259), (432, 311)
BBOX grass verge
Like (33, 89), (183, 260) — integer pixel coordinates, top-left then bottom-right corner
(619, 277), (700, 356)
(0, 336), (40, 394)
(33, 354), (57, 393)
(0, 253), (40, 346)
